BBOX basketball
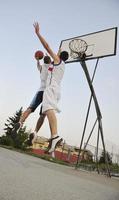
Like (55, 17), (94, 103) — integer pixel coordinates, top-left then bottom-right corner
(34, 50), (44, 60)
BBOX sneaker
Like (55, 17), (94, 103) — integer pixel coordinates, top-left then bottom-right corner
(11, 122), (21, 135)
(27, 133), (37, 146)
(48, 136), (63, 153)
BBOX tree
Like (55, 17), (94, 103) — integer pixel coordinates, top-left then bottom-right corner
(99, 150), (112, 164)
(4, 107), (22, 137)
(13, 126), (29, 150)
(0, 108), (29, 150)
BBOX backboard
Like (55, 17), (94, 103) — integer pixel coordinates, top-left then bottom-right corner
(60, 27), (117, 63)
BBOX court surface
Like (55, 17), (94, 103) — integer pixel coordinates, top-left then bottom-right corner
(0, 147), (119, 200)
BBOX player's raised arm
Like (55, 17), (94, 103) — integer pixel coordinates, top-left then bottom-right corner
(33, 22), (60, 64)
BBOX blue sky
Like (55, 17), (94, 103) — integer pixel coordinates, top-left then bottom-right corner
(0, 0), (119, 153)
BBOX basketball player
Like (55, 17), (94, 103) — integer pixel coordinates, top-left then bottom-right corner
(11, 55), (52, 143)
(33, 22), (69, 153)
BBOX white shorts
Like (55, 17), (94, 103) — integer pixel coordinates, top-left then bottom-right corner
(42, 86), (61, 113)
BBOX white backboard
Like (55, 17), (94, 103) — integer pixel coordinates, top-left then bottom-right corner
(60, 27), (117, 63)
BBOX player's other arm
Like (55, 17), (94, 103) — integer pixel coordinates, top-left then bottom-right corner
(37, 60), (42, 73)
(33, 22), (60, 64)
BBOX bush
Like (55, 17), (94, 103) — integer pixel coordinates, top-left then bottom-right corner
(13, 130), (29, 150)
(0, 135), (14, 146)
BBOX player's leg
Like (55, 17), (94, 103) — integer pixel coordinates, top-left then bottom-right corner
(35, 114), (45, 133)
(46, 109), (57, 137)
(43, 109), (57, 153)
(45, 109), (63, 153)
(41, 87), (63, 152)
(28, 113), (46, 146)
(11, 91), (43, 134)
(19, 108), (32, 124)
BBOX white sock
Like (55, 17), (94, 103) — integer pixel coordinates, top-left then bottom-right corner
(49, 136), (62, 153)
(51, 134), (58, 139)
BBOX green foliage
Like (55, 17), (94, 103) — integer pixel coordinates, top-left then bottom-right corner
(99, 150), (112, 164)
(0, 108), (29, 150)
(13, 126), (29, 150)
(0, 135), (14, 146)
(4, 107), (22, 136)
(110, 163), (119, 173)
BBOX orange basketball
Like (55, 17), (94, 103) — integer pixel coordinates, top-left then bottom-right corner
(34, 50), (44, 60)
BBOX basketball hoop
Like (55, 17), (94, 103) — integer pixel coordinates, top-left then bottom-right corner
(69, 39), (88, 59)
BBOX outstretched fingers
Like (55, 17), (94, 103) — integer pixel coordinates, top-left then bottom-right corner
(33, 22), (40, 34)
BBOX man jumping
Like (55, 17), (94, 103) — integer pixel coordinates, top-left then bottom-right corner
(11, 55), (52, 145)
(33, 22), (69, 153)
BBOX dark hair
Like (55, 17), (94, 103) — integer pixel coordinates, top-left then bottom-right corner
(59, 51), (69, 62)
(44, 56), (51, 64)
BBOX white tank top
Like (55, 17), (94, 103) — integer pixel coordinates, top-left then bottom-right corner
(46, 60), (65, 88)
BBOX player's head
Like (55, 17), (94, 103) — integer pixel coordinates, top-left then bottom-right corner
(44, 55), (51, 64)
(59, 51), (69, 62)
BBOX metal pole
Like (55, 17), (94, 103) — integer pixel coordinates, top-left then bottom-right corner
(76, 59), (110, 176)
(98, 119), (111, 177)
(80, 60), (101, 118)
(76, 59), (99, 168)
(95, 124), (100, 174)
(83, 118), (98, 150)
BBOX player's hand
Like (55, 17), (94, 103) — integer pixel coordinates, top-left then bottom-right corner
(33, 22), (40, 35)
(36, 57), (40, 61)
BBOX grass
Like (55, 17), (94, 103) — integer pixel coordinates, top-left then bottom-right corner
(0, 144), (73, 167)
